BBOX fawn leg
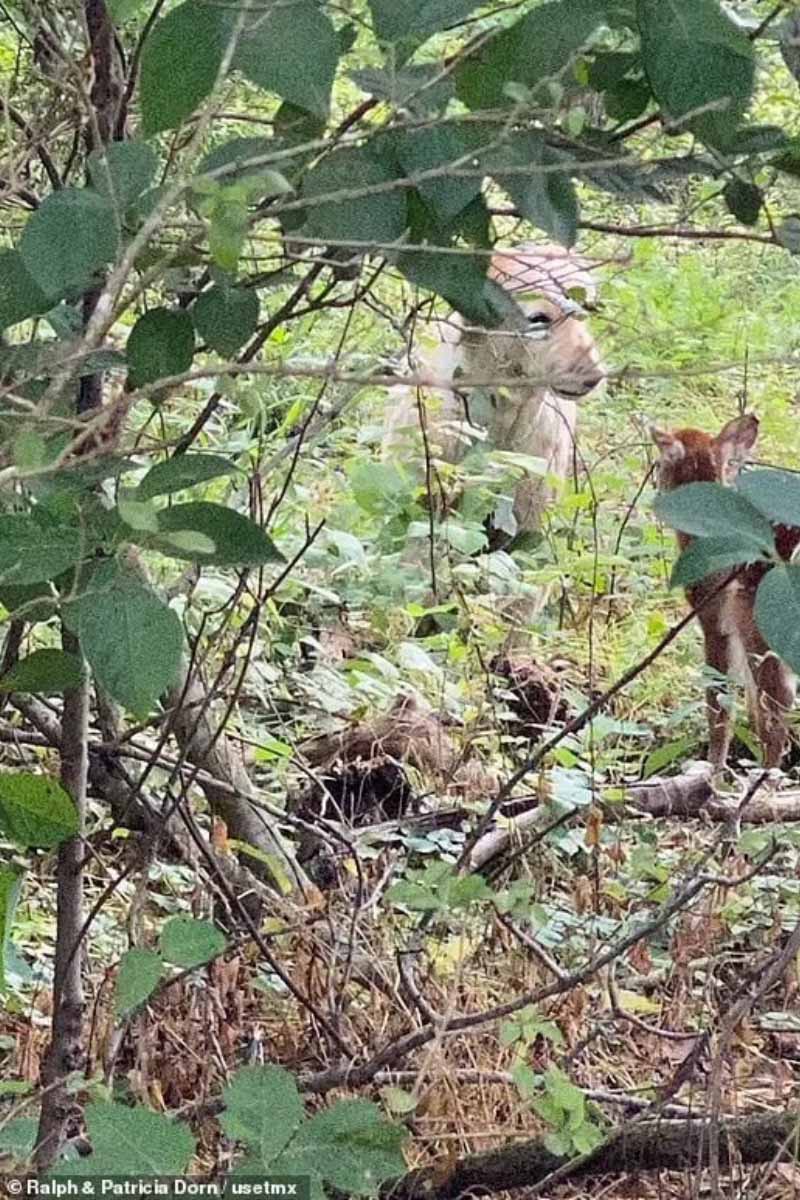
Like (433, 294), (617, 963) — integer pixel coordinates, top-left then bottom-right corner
(751, 650), (796, 769)
(701, 621), (733, 769)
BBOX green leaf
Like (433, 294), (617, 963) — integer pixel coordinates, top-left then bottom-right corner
(205, 187), (250, 273)
(126, 308), (195, 389)
(737, 468), (800, 527)
(140, 0), (225, 136)
(232, 1), (339, 119)
(398, 248), (524, 327)
(0, 649), (83, 695)
(158, 916), (226, 968)
(220, 1065), (305, 1161)
(0, 1115), (37, 1159)
(198, 137), (273, 185)
(114, 948), (163, 1018)
(117, 493), (161, 533)
(369, 0), (481, 42)
(637, 0), (755, 148)
(20, 189), (119, 298)
(0, 581), (56, 622)
(154, 502), (285, 566)
(723, 178), (762, 225)
(0, 772), (78, 849)
(108, 0), (147, 19)
(604, 76), (652, 121)
(349, 65), (455, 115)
(138, 453), (237, 500)
(349, 461), (414, 516)
(642, 736), (698, 778)
(191, 285), (259, 357)
(755, 566), (800, 674)
(457, 0), (615, 110)
(380, 1087), (417, 1115)
(394, 126), (485, 224)
(0, 864), (23, 993)
(654, 483), (775, 553)
(0, 513), (84, 585)
(670, 535), (765, 589)
(71, 560), (184, 717)
(484, 134), (578, 247)
(88, 141), (159, 217)
(0, 249), (53, 329)
(51, 1101), (195, 1176)
(292, 1100), (406, 1195)
(301, 147), (407, 245)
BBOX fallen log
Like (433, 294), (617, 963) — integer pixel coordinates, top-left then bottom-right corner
(389, 1109), (800, 1198)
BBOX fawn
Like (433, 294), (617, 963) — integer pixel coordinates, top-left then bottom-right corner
(651, 413), (799, 770)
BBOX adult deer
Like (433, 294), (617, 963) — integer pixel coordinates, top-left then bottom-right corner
(383, 243), (605, 576)
(651, 413), (799, 770)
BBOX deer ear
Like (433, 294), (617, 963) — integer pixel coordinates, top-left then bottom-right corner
(715, 413), (759, 459)
(649, 425), (684, 463)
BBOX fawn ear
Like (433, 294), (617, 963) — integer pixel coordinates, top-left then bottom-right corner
(649, 425), (684, 464)
(715, 413), (759, 463)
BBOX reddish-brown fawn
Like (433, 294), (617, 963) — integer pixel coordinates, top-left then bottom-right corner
(651, 413), (799, 770)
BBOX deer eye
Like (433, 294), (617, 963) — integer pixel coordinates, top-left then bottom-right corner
(526, 312), (552, 334)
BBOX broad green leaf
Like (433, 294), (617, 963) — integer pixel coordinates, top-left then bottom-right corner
(140, 0), (225, 136)
(670, 535), (766, 589)
(301, 147), (407, 245)
(205, 187), (250, 273)
(457, 0), (616, 110)
(755, 566), (800, 673)
(605, 76), (652, 121)
(114, 948), (163, 1018)
(138, 453), (237, 500)
(220, 1065), (305, 1161)
(191, 286), (259, 357)
(398, 249), (524, 327)
(0, 514), (84, 585)
(158, 916), (226, 968)
(349, 65), (455, 115)
(349, 461), (414, 515)
(126, 308), (195, 389)
(654, 483), (775, 553)
(154, 502), (284, 566)
(161, 531), (216, 555)
(88, 142), (159, 217)
(369, 0), (481, 43)
(232, 1), (339, 119)
(292, 1100), (406, 1195)
(0, 1115), (37, 1159)
(380, 1087), (417, 1115)
(108, 0), (147, 19)
(51, 1101), (194, 1176)
(394, 126), (485, 224)
(71, 561), (184, 717)
(0, 649), (83, 695)
(117, 493), (161, 533)
(643, 736), (698, 778)
(0, 864), (23, 993)
(723, 178), (762, 226)
(485, 134), (578, 247)
(0, 581), (56, 622)
(20, 189), (119, 298)
(0, 249), (53, 329)
(0, 772), (78, 849)
(737, 468), (800, 527)
(637, 0), (755, 148)
(198, 137), (272, 185)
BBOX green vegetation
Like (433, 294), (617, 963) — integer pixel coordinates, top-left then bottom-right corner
(1, 0), (800, 1194)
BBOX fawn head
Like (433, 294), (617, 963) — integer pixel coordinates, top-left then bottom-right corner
(651, 413), (759, 491)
